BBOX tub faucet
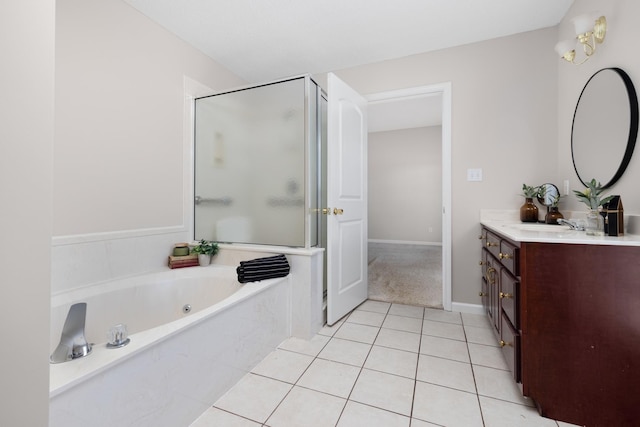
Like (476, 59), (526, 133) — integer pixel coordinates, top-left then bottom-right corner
(50, 302), (92, 364)
(557, 218), (585, 231)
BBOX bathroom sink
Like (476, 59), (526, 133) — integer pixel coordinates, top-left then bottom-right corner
(504, 223), (572, 232)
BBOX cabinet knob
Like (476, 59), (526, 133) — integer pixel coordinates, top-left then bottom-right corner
(499, 252), (512, 260)
(479, 292), (487, 297)
(479, 260), (484, 266)
(499, 292), (513, 299)
(486, 241), (498, 248)
(499, 340), (513, 348)
(478, 234), (485, 240)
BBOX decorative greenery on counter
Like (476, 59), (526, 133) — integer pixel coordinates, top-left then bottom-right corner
(521, 184), (541, 198)
(573, 178), (614, 209)
(191, 239), (219, 256)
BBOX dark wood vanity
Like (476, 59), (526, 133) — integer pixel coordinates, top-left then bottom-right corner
(480, 225), (640, 427)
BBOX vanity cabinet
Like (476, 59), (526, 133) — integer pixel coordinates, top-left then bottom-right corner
(479, 229), (521, 382)
(479, 226), (640, 427)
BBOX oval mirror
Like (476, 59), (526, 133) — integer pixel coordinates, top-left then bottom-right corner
(537, 183), (560, 207)
(571, 68), (639, 189)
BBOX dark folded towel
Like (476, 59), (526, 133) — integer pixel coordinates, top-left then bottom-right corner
(236, 254), (290, 283)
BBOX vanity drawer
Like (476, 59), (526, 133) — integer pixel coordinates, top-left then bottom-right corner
(500, 313), (521, 383)
(485, 231), (501, 259)
(499, 239), (519, 276)
(500, 269), (519, 329)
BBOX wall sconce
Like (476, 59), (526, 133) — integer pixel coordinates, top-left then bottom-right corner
(555, 13), (607, 65)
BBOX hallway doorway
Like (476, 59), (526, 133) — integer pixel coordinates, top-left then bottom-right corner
(366, 84), (451, 310)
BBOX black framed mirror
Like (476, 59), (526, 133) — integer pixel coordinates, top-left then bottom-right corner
(571, 67), (639, 189)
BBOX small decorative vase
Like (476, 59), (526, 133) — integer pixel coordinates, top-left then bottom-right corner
(585, 209), (605, 236)
(520, 198), (539, 223)
(198, 254), (211, 266)
(545, 206), (564, 225)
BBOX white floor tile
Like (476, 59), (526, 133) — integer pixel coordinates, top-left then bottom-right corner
(473, 365), (534, 407)
(461, 312), (492, 329)
(251, 349), (314, 383)
(382, 314), (423, 333)
(347, 310), (386, 327)
(318, 337), (372, 367)
(297, 358), (361, 398)
(374, 328), (421, 353)
(388, 303), (424, 319)
(479, 396), (558, 427)
(266, 386), (346, 427)
(278, 334), (330, 356)
(356, 300), (391, 314)
(416, 354), (476, 393)
(464, 324), (500, 346)
(422, 319), (465, 341)
(419, 335), (470, 363)
(334, 321), (380, 344)
(213, 373), (291, 423)
(190, 407), (261, 427)
(409, 419), (441, 427)
(318, 320), (344, 337)
(467, 342), (509, 370)
(412, 381), (483, 427)
(423, 308), (462, 324)
(364, 345), (418, 379)
(192, 300), (572, 427)
(350, 369), (415, 416)
(337, 401), (410, 427)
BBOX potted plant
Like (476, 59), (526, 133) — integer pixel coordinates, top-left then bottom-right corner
(191, 239), (219, 266)
(520, 184), (541, 223)
(573, 178), (614, 235)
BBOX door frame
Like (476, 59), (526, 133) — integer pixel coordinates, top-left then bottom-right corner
(366, 82), (452, 311)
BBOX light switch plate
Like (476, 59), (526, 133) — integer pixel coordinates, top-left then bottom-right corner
(467, 168), (483, 182)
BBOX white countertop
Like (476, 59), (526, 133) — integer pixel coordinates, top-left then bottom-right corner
(481, 220), (640, 246)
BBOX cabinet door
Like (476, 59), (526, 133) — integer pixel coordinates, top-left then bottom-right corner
(500, 269), (519, 329)
(485, 231), (501, 259)
(480, 249), (490, 314)
(500, 312), (520, 382)
(499, 239), (519, 276)
(484, 253), (500, 334)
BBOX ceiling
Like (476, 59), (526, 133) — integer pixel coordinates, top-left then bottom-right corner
(123, 0), (574, 132)
(124, 0), (573, 83)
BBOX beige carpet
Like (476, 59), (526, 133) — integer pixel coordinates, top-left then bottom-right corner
(368, 242), (443, 308)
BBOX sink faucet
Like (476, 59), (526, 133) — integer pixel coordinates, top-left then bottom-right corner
(557, 218), (585, 231)
(50, 302), (92, 363)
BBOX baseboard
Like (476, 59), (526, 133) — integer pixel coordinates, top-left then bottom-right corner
(451, 302), (484, 315)
(368, 239), (442, 246)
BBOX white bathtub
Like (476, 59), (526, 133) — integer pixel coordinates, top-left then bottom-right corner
(49, 265), (291, 427)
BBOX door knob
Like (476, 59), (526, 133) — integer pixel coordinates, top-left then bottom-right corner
(322, 208), (332, 215)
(333, 208), (344, 215)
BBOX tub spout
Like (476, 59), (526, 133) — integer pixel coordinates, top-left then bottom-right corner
(50, 302), (92, 364)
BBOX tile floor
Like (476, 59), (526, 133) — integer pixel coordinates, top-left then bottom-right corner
(191, 300), (581, 427)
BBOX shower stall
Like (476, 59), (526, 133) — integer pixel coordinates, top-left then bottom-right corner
(194, 76), (327, 250)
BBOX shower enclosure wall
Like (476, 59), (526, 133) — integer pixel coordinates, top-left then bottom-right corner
(194, 76), (327, 250)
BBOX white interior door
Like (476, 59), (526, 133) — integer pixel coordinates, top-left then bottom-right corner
(327, 73), (368, 325)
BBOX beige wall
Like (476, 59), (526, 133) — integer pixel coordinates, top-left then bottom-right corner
(557, 0), (640, 213)
(0, 1), (54, 425)
(369, 126), (442, 243)
(327, 28), (559, 304)
(54, 0), (245, 236)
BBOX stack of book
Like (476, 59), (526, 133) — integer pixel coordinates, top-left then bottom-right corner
(168, 254), (198, 269)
